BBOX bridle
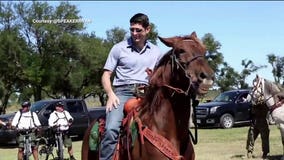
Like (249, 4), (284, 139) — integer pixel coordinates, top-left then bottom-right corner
(250, 77), (265, 104)
(164, 48), (204, 145)
(165, 48), (204, 96)
(251, 77), (284, 112)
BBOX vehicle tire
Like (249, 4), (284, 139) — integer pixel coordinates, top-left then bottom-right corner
(220, 113), (234, 129)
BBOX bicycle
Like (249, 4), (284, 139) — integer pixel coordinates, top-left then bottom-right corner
(18, 128), (38, 160)
(38, 134), (55, 160)
(39, 125), (69, 160)
(54, 126), (65, 160)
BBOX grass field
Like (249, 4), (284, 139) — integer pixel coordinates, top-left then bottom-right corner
(0, 125), (283, 160)
(194, 125), (282, 160)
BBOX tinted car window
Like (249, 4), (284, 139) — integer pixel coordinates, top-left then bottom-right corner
(214, 92), (238, 102)
(45, 103), (56, 112)
(66, 101), (83, 113)
(31, 101), (49, 112)
(42, 102), (57, 119)
(238, 93), (249, 102)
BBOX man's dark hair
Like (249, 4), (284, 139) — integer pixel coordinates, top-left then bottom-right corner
(130, 13), (150, 28)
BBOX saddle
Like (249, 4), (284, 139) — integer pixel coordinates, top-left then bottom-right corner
(87, 97), (142, 159)
(88, 86), (144, 155)
(88, 85), (189, 160)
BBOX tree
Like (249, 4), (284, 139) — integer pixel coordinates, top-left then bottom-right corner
(202, 33), (266, 91)
(267, 53), (284, 84)
(202, 33), (224, 75)
(106, 26), (127, 45)
(202, 33), (227, 90)
(147, 23), (159, 45)
(76, 33), (110, 105)
(15, 1), (85, 100)
(239, 59), (266, 88)
(216, 62), (240, 92)
(0, 2), (31, 114)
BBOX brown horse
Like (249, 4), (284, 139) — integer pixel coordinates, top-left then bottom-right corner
(82, 32), (214, 160)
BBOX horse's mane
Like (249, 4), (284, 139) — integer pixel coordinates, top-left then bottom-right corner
(139, 51), (173, 118)
(149, 51), (172, 86)
(263, 78), (284, 95)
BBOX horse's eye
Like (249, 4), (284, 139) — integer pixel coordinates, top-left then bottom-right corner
(180, 49), (185, 53)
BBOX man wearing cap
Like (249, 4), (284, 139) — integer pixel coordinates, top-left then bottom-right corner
(11, 101), (41, 160)
(48, 101), (76, 160)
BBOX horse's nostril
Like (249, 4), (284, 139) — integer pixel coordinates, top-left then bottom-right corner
(199, 72), (207, 79)
(199, 72), (215, 81)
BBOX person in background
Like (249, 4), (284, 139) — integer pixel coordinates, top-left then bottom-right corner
(100, 13), (164, 160)
(48, 101), (76, 160)
(0, 119), (6, 126)
(246, 102), (270, 159)
(11, 101), (41, 160)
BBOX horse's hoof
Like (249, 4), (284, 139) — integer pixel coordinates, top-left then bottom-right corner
(247, 152), (253, 159)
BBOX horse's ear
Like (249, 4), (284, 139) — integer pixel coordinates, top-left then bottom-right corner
(190, 32), (197, 38)
(256, 74), (259, 79)
(159, 36), (179, 47)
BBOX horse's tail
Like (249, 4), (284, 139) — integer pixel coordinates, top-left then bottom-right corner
(81, 119), (99, 160)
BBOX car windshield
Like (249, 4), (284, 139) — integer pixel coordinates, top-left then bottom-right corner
(213, 91), (238, 102)
(30, 101), (49, 112)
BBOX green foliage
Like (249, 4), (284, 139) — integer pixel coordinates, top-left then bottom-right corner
(147, 23), (158, 45)
(0, 2), (32, 113)
(0, 1), (281, 113)
(106, 27), (127, 45)
(267, 53), (284, 84)
(239, 59), (266, 88)
(216, 62), (240, 92)
(202, 33), (266, 91)
(202, 33), (224, 74)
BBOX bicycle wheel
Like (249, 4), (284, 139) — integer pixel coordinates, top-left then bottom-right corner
(23, 136), (30, 160)
(38, 137), (55, 160)
(56, 133), (64, 160)
(39, 145), (51, 160)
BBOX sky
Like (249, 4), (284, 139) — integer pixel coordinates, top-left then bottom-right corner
(51, 1), (284, 86)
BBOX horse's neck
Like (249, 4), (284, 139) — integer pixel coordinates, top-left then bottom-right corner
(170, 95), (191, 135)
(148, 91), (191, 135)
(264, 92), (275, 107)
(263, 82), (278, 107)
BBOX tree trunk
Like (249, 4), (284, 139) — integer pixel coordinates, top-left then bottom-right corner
(33, 85), (42, 101)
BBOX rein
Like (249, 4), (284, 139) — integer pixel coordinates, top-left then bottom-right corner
(119, 47), (205, 160)
(128, 48), (203, 159)
(170, 48), (204, 96)
(161, 48), (203, 146)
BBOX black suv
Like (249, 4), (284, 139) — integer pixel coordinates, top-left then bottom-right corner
(196, 89), (252, 129)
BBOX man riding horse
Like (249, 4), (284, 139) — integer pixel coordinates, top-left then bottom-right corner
(100, 13), (165, 160)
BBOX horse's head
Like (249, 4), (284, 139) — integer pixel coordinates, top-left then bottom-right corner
(250, 74), (265, 104)
(156, 32), (214, 95)
(250, 74), (284, 110)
